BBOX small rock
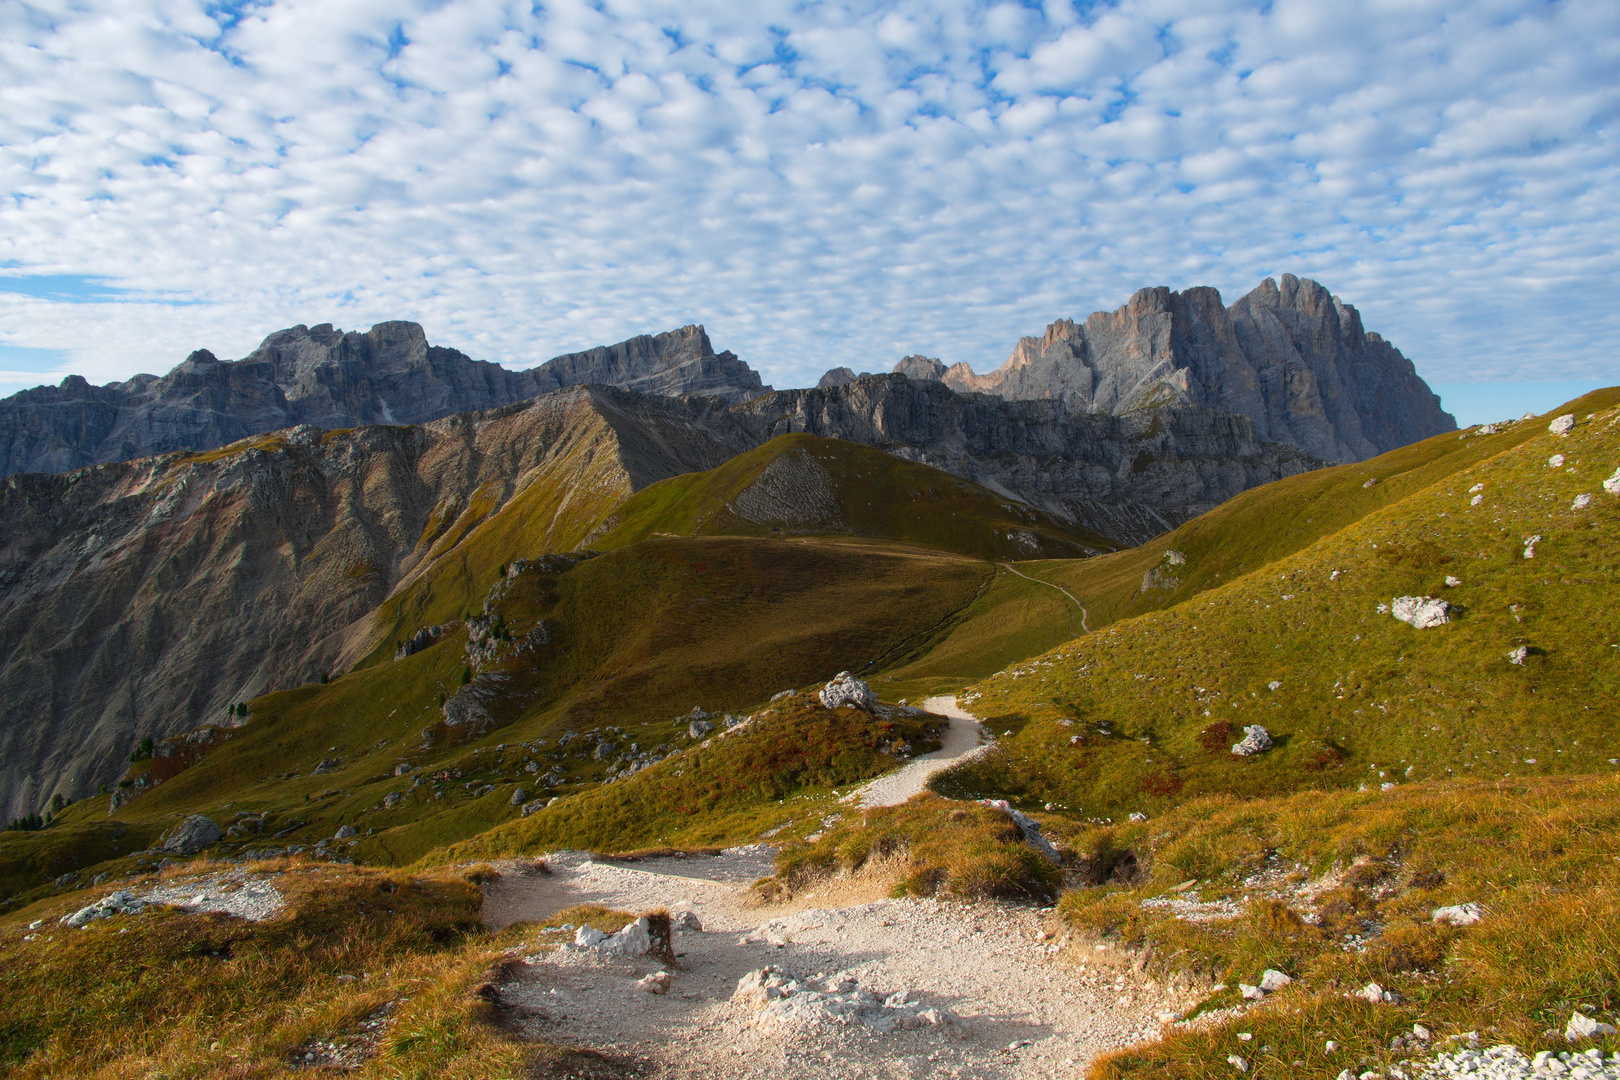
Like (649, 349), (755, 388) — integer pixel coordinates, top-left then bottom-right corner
(1444, 576), (1462, 587)
(1507, 646), (1529, 666)
(1572, 493), (1592, 510)
(382, 792), (404, 809)
(520, 799), (547, 816)
(313, 757), (340, 774)
(1164, 549), (1186, 566)
(333, 825), (357, 840)
(574, 926), (607, 947)
(508, 787), (527, 807)
(1605, 467), (1620, 496)
(1363, 478), (1378, 488)
(162, 815), (223, 855)
(671, 910), (703, 932)
(1523, 534), (1543, 559)
(1412, 1024), (1431, 1042)
(1356, 982), (1393, 1004)
(638, 971), (673, 994)
(1267, 680), (1282, 691)
(818, 671), (877, 711)
(1231, 725), (1273, 756)
(1228, 1055), (1249, 1072)
(1470, 494), (1483, 506)
(1239, 983), (1264, 1000)
(1566, 1011), (1617, 1042)
(979, 799), (1061, 864)
(1389, 596), (1450, 629)
(1260, 969), (1292, 992)
(394, 763), (411, 776)
(1325, 1041), (1339, 1052)
(1549, 414), (1576, 436)
(688, 720), (715, 740)
(1548, 454), (1566, 467)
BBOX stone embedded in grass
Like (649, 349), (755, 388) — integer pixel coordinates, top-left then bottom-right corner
(1445, 576), (1462, 587)
(1567, 1011), (1618, 1042)
(1507, 647), (1529, 667)
(1231, 725), (1273, 756)
(1573, 493), (1593, 510)
(1227, 1054), (1248, 1072)
(818, 671), (877, 711)
(1431, 902), (1483, 926)
(162, 814), (223, 855)
(979, 799), (1062, 864)
(1259, 969), (1291, 992)
(333, 825), (357, 840)
(59, 891), (147, 927)
(1548, 454), (1566, 467)
(1606, 468), (1620, 495)
(1239, 983), (1263, 999)
(1356, 981), (1396, 1004)
(688, 719), (715, 739)
(1390, 596), (1450, 629)
(1550, 414), (1576, 436)
(1523, 534), (1543, 558)
(508, 787), (527, 806)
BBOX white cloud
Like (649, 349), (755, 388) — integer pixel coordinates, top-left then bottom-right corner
(0, 0), (1616, 397)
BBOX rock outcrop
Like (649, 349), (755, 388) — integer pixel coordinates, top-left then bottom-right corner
(924, 275), (1454, 462)
(0, 323), (767, 478)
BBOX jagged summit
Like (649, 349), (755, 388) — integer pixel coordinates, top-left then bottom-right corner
(0, 321), (769, 477)
(892, 275), (1455, 462)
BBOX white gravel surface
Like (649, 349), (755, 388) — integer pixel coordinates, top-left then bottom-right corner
(482, 848), (1193, 1078)
(1416, 1044), (1620, 1079)
(854, 695), (992, 809)
(141, 869), (286, 921)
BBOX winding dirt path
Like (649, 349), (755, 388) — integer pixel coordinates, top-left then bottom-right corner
(481, 850), (1190, 1079)
(854, 695), (990, 809)
(1000, 563), (1090, 634)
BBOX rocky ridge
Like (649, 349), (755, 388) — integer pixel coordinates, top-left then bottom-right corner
(0, 322), (766, 478)
(887, 275), (1453, 462)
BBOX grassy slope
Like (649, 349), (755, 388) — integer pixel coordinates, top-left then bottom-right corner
(0, 537), (987, 908)
(875, 396), (1620, 699)
(593, 433), (1125, 560)
(941, 390), (1620, 818)
(1061, 776), (1620, 1078)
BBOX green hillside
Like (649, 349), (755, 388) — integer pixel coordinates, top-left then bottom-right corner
(592, 433), (1124, 559)
(941, 391), (1620, 817)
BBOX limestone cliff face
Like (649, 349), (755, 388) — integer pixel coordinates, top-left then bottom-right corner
(0, 387), (744, 819)
(729, 376), (1322, 545)
(0, 323), (767, 478)
(926, 275), (1454, 462)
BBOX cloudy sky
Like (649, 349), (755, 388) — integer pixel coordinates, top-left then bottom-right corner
(2, 0), (1616, 422)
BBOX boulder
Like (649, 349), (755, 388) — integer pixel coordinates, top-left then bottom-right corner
(1548, 454), (1565, 467)
(162, 814), (223, 855)
(1572, 493), (1592, 510)
(671, 910), (703, 932)
(333, 825), (357, 840)
(1507, 647), (1528, 667)
(1239, 983), (1263, 1000)
(382, 792), (404, 809)
(1605, 467), (1620, 496)
(1390, 596), (1450, 629)
(818, 671), (877, 711)
(1431, 902), (1483, 927)
(59, 890), (147, 928)
(1549, 414), (1576, 435)
(1231, 725), (1273, 756)
(638, 971), (673, 994)
(688, 720), (716, 740)
(508, 787), (527, 807)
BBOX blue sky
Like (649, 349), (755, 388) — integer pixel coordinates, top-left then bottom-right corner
(1, 0), (1616, 425)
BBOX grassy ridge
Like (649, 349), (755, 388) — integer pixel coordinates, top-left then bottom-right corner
(594, 433), (1124, 559)
(943, 390), (1620, 818)
(1048, 775), (1620, 1078)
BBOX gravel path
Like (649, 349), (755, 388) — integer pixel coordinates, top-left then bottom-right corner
(1000, 563), (1090, 634)
(855, 695), (991, 809)
(482, 849), (1190, 1079)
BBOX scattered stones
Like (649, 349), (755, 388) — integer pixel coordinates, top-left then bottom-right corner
(1567, 1011), (1618, 1042)
(1231, 725), (1273, 756)
(1523, 535), (1543, 559)
(819, 671), (877, 711)
(1549, 414), (1576, 436)
(731, 967), (960, 1033)
(1430, 902), (1484, 926)
(1573, 493), (1593, 510)
(162, 814), (223, 855)
(1357, 982), (1397, 1004)
(1390, 596), (1451, 629)
(1417, 1043), (1620, 1080)
(1507, 647), (1529, 666)
(574, 916), (653, 957)
(60, 890), (147, 927)
(1259, 969), (1292, 992)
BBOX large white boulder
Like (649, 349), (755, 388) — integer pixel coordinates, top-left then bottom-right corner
(1549, 414), (1576, 436)
(819, 671), (876, 711)
(162, 814), (223, 855)
(1390, 596), (1450, 629)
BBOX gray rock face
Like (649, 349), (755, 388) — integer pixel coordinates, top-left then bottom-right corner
(162, 814), (223, 854)
(0, 323), (768, 478)
(730, 375), (1323, 544)
(936, 275), (1454, 462)
(817, 367), (858, 388)
(891, 355), (946, 381)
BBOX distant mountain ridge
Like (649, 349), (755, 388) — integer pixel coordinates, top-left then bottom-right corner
(827, 275), (1455, 463)
(0, 321), (767, 477)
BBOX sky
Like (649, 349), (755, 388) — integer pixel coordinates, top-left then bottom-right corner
(1, 0), (1617, 426)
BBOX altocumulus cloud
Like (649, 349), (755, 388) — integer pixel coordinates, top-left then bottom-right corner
(0, 0), (1616, 393)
